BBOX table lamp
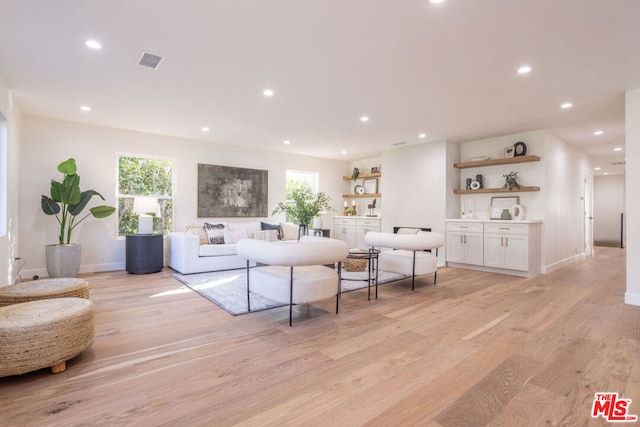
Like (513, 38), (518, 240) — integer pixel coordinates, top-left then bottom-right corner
(133, 196), (159, 234)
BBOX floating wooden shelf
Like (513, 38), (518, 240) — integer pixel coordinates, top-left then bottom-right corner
(342, 172), (382, 180)
(454, 155), (541, 169)
(343, 193), (382, 198)
(454, 186), (540, 194)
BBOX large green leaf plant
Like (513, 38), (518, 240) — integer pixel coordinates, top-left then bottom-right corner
(41, 158), (116, 244)
(272, 186), (334, 227)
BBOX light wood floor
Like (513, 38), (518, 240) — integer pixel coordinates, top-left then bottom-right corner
(1, 247), (638, 426)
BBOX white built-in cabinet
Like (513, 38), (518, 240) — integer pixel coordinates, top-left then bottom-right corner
(334, 216), (381, 249)
(446, 219), (542, 277)
(446, 222), (484, 266)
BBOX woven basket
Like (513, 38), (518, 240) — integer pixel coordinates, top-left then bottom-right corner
(344, 258), (368, 272)
(0, 298), (94, 377)
(0, 278), (89, 307)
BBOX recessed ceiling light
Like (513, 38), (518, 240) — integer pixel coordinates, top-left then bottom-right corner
(561, 102), (573, 109)
(517, 65), (532, 74)
(604, 172), (609, 175)
(360, 116), (369, 122)
(263, 88), (274, 97)
(419, 133), (427, 139)
(341, 150), (347, 155)
(201, 127), (210, 132)
(594, 130), (604, 135)
(85, 40), (102, 50)
(283, 140), (290, 145)
(595, 167), (601, 170)
(614, 147), (622, 151)
(430, 0), (445, 3)
(80, 105), (91, 112)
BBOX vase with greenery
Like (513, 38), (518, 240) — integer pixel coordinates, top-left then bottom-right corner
(272, 187), (334, 239)
(41, 158), (116, 277)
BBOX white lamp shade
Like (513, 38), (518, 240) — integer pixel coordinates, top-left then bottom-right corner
(133, 196), (159, 215)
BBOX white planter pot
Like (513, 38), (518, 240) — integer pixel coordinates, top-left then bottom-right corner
(45, 244), (82, 278)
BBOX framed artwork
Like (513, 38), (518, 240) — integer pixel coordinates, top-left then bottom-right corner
(363, 178), (378, 194)
(490, 196), (519, 219)
(504, 146), (515, 158)
(197, 164), (268, 217)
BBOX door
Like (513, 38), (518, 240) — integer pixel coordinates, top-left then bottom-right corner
(584, 170), (594, 255)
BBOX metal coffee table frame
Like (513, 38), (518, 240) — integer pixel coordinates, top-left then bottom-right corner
(342, 248), (380, 300)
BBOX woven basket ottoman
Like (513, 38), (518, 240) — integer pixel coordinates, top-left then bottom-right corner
(0, 298), (95, 377)
(0, 278), (89, 307)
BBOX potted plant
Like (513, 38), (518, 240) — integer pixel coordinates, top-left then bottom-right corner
(272, 187), (334, 239)
(41, 158), (116, 277)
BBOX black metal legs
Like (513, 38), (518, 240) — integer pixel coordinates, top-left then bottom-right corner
(246, 260), (251, 312)
(289, 266), (294, 327)
(411, 250), (417, 291)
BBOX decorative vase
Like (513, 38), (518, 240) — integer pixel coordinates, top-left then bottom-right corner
(298, 224), (309, 240)
(500, 209), (512, 220)
(45, 244), (82, 277)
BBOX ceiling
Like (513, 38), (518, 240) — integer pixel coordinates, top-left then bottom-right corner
(1, 1), (638, 175)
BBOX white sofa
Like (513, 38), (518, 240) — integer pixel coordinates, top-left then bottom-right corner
(364, 229), (445, 290)
(168, 221), (298, 274)
(236, 236), (350, 326)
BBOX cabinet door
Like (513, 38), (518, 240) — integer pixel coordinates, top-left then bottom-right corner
(446, 231), (466, 263)
(464, 232), (484, 266)
(503, 234), (528, 271)
(483, 233), (505, 268)
(355, 220), (381, 249)
(333, 219), (356, 248)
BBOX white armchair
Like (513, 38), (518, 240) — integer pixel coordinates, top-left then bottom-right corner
(364, 229), (445, 290)
(236, 236), (350, 326)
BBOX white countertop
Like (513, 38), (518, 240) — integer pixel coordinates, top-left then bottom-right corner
(334, 216), (381, 219)
(446, 218), (542, 224)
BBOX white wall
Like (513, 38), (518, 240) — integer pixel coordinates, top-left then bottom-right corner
(594, 174), (625, 246)
(381, 141), (448, 264)
(625, 88), (640, 306)
(0, 74), (21, 284)
(458, 131), (546, 221)
(543, 133), (591, 270)
(456, 130), (591, 272)
(19, 115), (348, 278)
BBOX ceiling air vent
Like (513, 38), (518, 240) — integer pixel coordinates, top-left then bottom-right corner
(392, 141), (407, 146)
(611, 161), (626, 166)
(138, 52), (163, 70)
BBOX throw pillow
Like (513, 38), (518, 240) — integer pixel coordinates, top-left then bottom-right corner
(184, 223), (208, 245)
(223, 228), (249, 244)
(204, 222), (225, 244)
(251, 230), (279, 242)
(260, 222), (282, 240)
(280, 222), (299, 241)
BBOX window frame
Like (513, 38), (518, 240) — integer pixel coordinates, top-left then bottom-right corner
(116, 153), (176, 237)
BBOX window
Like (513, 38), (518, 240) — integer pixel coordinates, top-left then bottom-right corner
(117, 155), (174, 236)
(285, 169), (318, 200)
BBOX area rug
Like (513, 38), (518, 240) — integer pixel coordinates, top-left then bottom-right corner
(171, 268), (405, 316)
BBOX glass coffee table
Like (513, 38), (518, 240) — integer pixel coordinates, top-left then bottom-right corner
(342, 248), (380, 300)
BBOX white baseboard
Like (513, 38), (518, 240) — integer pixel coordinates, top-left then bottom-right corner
(20, 262), (126, 280)
(542, 253), (586, 274)
(625, 292), (640, 307)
